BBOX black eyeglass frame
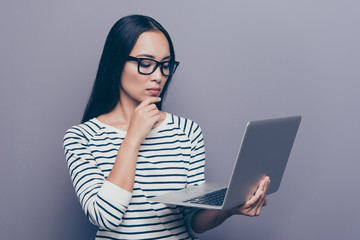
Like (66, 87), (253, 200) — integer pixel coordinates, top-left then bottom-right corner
(127, 56), (180, 76)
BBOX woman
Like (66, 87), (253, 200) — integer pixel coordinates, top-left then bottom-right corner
(63, 15), (270, 240)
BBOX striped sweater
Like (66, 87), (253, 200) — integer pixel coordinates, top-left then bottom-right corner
(63, 113), (206, 239)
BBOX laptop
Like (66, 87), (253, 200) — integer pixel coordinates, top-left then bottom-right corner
(151, 115), (301, 210)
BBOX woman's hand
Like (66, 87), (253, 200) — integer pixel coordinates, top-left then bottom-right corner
(227, 176), (270, 217)
(191, 176), (270, 233)
(126, 97), (162, 145)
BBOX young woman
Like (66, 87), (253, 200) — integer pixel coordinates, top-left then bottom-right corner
(63, 15), (270, 240)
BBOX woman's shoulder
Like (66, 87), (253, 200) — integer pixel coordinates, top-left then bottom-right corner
(165, 112), (203, 138)
(63, 118), (104, 143)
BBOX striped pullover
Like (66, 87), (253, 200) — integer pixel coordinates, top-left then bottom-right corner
(63, 112), (206, 240)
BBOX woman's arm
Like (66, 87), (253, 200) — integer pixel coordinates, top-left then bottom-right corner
(63, 97), (162, 230)
(64, 128), (132, 230)
(107, 97), (162, 192)
(191, 176), (270, 234)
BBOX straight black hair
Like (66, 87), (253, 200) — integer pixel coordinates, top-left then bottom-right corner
(81, 15), (176, 123)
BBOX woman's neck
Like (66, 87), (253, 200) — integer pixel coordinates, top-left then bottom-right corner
(96, 96), (139, 131)
(96, 95), (165, 131)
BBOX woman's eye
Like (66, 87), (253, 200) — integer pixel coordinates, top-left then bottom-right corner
(162, 62), (169, 70)
(140, 60), (152, 68)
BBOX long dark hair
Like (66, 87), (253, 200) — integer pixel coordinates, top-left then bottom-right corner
(81, 15), (176, 123)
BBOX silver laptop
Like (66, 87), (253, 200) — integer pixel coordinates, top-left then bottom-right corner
(152, 116), (301, 210)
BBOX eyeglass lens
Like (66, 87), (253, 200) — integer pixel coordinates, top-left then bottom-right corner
(138, 59), (177, 76)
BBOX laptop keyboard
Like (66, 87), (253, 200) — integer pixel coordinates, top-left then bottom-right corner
(183, 188), (227, 206)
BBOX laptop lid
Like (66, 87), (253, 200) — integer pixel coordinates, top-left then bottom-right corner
(222, 115), (301, 209)
(151, 116), (301, 210)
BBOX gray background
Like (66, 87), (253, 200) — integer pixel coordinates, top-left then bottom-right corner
(1, 0), (359, 239)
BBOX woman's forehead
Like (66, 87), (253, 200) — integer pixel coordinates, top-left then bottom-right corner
(130, 31), (170, 60)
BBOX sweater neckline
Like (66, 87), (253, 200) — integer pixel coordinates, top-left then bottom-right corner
(91, 112), (171, 135)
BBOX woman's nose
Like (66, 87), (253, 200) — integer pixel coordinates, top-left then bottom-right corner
(151, 66), (163, 82)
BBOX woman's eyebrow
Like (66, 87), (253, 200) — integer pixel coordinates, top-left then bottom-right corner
(136, 54), (171, 61)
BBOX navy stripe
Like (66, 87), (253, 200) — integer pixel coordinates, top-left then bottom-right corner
(72, 166), (99, 183)
(122, 211), (182, 220)
(91, 135), (123, 141)
(85, 121), (100, 133)
(189, 158), (205, 166)
(138, 188), (184, 192)
(188, 164), (205, 172)
(137, 160), (189, 165)
(138, 153), (190, 159)
(183, 118), (187, 133)
(120, 217), (182, 227)
(63, 141), (79, 148)
(134, 180), (186, 185)
(145, 132), (186, 140)
(158, 127), (179, 133)
(192, 151), (206, 158)
(74, 172), (104, 190)
(94, 154), (117, 160)
(139, 146), (190, 152)
(98, 195), (125, 215)
(91, 148), (118, 154)
(96, 232), (176, 240)
(96, 201), (121, 221)
(193, 143), (205, 151)
(63, 135), (81, 143)
(135, 173), (187, 177)
(188, 171), (205, 179)
(188, 178), (204, 185)
(78, 180), (102, 197)
(78, 125), (93, 138)
(187, 121), (194, 138)
(97, 224), (184, 235)
(88, 142), (120, 147)
(70, 161), (88, 177)
(66, 129), (88, 139)
(141, 139), (189, 146)
(191, 131), (202, 144)
(82, 191), (97, 210)
(136, 167), (186, 171)
(193, 124), (200, 134)
(89, 119), (102, 130)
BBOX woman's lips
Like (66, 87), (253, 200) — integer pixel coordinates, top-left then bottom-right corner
(147, 88), (161, 96)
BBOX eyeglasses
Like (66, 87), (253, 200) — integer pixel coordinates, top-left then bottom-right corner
(127, 56), (180, 76)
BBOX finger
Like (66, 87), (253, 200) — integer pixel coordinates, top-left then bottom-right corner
(255, 192), (266, 215)
(263, 197), (268, 206)
(252, 178), (265, 196)
(262, 177), (270, 207)
(138, 97), (161, 109)
(254, 178), (268, 215)
(245, 188), (264, 207)
(147, 109), (161, 122)
(245, 190), (264, 216)
(140, 103), (159, 114)
(262, 177), (270, 197)
(236, 178), (269, 216)
(266, 177), (270, 191)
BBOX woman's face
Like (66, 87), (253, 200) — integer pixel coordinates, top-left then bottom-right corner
(120, 31), (171, 105)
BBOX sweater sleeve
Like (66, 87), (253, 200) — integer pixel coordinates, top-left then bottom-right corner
(63, 127), (132, 230)
(184, 122), (206, 238)
(187, 123), (206, 186)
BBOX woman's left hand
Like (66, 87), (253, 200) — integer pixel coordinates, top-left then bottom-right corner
(227, 176), (270, 217)
(191, 176), (270, 234)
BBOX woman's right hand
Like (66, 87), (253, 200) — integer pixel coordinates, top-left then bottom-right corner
(126, 97), (162, 145)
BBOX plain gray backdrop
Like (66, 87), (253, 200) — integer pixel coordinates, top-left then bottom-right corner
(1, 0), (359, 239)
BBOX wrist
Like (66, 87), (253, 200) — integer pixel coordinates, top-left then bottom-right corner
(224, 207), (238, 217)
(123, 134), (142, 149)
